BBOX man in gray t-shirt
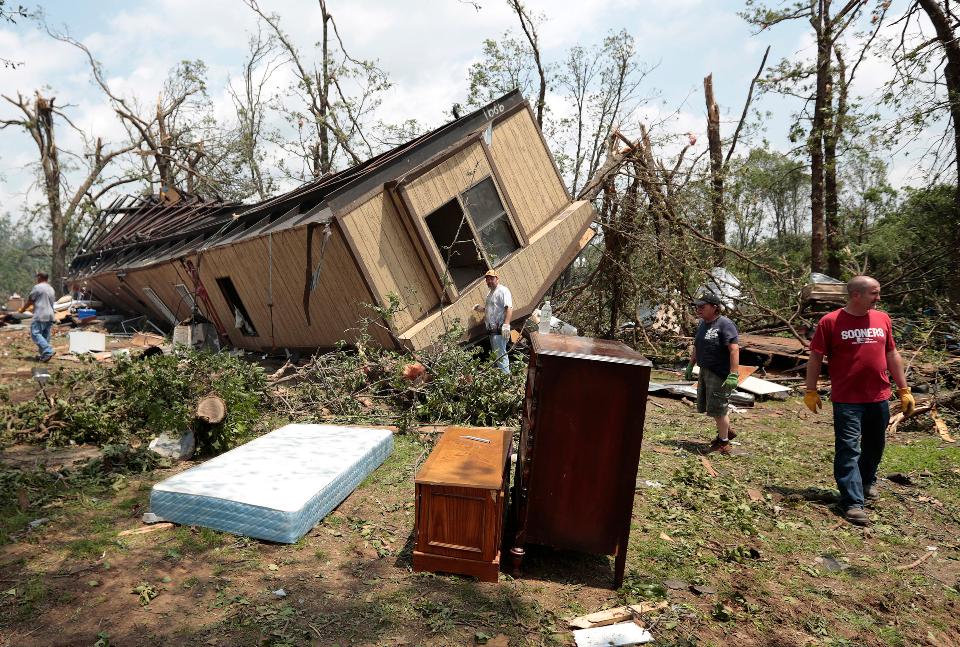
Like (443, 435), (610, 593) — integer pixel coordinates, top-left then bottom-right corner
(20, 271), (57, 361)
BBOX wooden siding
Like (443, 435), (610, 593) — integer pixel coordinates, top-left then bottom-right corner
(196, 224), (394, 350)
(118, 262), (190, 325)
(402, 200), (594, 350)
(403, 143), (491, 219)
(338, 191), (439, 332)
(488, 109), (569, 237)
(86, 274), (143, 315)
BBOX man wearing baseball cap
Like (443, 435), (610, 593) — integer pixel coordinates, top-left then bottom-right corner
(684, 291), (740, 454)
(479, 269), (512, 373)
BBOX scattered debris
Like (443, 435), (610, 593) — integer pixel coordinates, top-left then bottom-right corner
(567, 602), (668, 629)
(132, 582), (159, 606)
(28, 517), (49, 529)
(746, 488), (763, 502)
(700, 456), (719, 477)
(572, 622), (653, 646)
(273, 588), (287, 598)
(647, 382), (755, 407)
(931, 410), (955, 443)
(817, 554), (848, 572)
(142, 512), (165, 524)
(738, 333), (808, 360)
(801, 272), (846, 305)
(118, 522), (175, 536)
(894, 550), (934, 571)
(736, 375), (792, 398)
(690, 584), (717, 595)
(130, 332), (165, 348)
(68, 331), (106, 354)
(641, 480), (664, 489)
(663, 579), (687, 590)
(148, 430), (196, 461)
(887, 473), (915, 486)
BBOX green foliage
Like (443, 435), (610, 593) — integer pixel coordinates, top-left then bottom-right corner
(862, 184), (959, 306)
(404, 324), (524, 430)
(284, 320), (524, 432)
(0, 444), (166, 543)
(0, 212), (50, 296)
(2, 351), (268, 452)
(618, 570), (667, 604)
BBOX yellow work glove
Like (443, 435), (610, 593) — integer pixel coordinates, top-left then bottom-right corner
(804, 390), (822, 413)
(898, 387), (916, 417)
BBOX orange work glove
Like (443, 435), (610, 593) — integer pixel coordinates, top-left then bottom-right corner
(804, 390), (822, 413)
(898, 387), (916, 417)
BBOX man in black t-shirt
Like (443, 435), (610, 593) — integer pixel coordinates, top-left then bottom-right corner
(684, 292), (740, 454)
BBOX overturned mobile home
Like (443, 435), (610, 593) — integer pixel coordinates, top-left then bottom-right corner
(68, 91), (596, 351)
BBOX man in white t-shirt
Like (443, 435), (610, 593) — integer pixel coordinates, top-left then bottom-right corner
(479, 269), (512, 373)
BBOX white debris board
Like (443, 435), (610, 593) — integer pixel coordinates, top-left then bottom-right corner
(68, 331), (106, 354)
(736, 375), (792, 396)
(573, 622), (653, 646)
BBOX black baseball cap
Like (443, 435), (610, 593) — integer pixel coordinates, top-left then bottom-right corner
(693, 292), (722, 306)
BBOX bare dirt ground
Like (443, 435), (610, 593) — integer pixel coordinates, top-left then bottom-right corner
(1, 325), (958, 646)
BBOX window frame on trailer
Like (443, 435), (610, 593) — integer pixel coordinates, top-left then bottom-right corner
(420, 174), (521, 294)
(214, 276), (259, 337)
(141, 286), (178, 326)
(174, 283), (196, 315)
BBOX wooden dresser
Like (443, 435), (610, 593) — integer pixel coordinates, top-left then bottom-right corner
(413, 426), (511, 582)
(510, 333), (652, 588)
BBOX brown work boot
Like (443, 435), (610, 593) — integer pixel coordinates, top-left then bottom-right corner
(865, 484), (879, 501)
(844, 507), (870, 526)
(708, 437), (732, 455)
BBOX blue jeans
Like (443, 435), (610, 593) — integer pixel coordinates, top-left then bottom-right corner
(832, 401), (890, 509)
(30, 320), (54, 359)
(489, 333), (509, 374)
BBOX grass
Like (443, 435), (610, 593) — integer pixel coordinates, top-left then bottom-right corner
(0, 394), (958, 645)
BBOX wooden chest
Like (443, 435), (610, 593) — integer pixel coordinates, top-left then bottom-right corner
(510, 333), (652, 588)
(413, 426), (511, 582)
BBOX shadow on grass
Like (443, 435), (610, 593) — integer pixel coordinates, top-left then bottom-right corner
(510, 543), (617, 589)
(659, 438), (713, 454)
(766, 485), (838, 506)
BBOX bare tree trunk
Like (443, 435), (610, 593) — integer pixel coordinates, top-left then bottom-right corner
(318, 0), (331, 175)
(1, 92), (135, 288)
(917, 0), (960, 302)
(35, 95), (67, 288)
(823, 57), (841, 278)
(809, 1), (831, 274)
(508, 0), (547, 126)
(704, 74), (725, 266)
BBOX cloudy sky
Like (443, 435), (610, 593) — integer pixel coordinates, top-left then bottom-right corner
(0, 0), (928, 222)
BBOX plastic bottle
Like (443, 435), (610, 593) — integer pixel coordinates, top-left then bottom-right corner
(538, 300), (552, 335)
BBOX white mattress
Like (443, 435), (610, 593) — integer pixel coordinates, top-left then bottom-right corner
(150, 424), (393, 543)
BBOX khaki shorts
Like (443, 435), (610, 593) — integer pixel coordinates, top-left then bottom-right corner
(697, 368), (730, 417)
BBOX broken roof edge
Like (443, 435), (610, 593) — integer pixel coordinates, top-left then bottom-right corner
(70, 89), (530, 279)
(228, 89), (527, 224)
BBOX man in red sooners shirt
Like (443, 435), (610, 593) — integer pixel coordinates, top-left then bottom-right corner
(804, 275), (915, 526)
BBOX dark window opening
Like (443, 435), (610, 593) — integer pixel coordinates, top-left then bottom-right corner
(423, 177), (520, 291)
(215, 276), (258, 337)
(425, 199), (488, 291)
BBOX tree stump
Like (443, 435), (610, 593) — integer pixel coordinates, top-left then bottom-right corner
(195, 394), (227, 424)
